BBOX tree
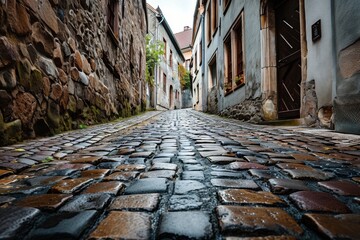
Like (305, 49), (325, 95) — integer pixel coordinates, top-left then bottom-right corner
(145, 34), (164, 86)
(178, 64), (191, 90)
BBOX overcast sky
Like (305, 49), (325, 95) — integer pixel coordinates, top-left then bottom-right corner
(146, 0), (197, 34)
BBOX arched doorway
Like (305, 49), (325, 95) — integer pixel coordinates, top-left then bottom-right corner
(169, 85), (173, 109)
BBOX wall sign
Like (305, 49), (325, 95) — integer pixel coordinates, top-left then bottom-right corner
(312, 20), (321, 42)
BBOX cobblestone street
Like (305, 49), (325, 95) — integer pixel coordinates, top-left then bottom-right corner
(0, 109), (359, 239)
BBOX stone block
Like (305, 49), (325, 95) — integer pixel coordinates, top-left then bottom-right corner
(15, 194), (72, 210)
(12, 92), (37, 127)
(59, 193), (111, 212)
(289, 191), (350, 213)
(89, 211), (151, 239)
(0, 36), (20, 68)
(38, 56), (58, 79)
(51, 177), (93, 194)
(79, 71), (89, 85)
(50, 83), (63, 102)
(0, 68), (17, 90)
(109, 193), (160, 211)
(53, 42), (63, 67)
(0, 207), (40, 239)
(24, 0), (59, 33)
(29, 210), (98, 239)
(74, 51), (83, 70)
(158, 211), (213, 239)
(31, 22), (54, 58)
(7, 0), (31, 36)
(217, 205), (303, 236)
(30, 68), (44, 94)
(304, 213), (360, 240)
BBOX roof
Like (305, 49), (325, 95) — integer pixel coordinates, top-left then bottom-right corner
(175, 28), (193, 50)
(152, 6), (185, 62)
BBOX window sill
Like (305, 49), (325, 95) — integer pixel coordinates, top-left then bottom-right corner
(224, 83), (245, 97)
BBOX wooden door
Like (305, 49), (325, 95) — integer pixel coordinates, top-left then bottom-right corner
(275, 0), (301, 119)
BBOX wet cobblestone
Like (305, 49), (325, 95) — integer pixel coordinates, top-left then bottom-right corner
(0, 109), (359, 239)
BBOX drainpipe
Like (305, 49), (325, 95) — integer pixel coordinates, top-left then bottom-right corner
(154, 13), (165, 109)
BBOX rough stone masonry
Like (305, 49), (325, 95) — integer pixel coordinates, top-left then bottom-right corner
(0, 0), (147, 146)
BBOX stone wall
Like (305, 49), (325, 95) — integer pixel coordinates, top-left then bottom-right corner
(0, 0), (147, 146)
(181, 89), (192, 109)
(219, 98), (263, 123)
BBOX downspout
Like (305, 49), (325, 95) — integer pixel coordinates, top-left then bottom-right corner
(154, 14), (165, 109)
(201, 14), (206, 112)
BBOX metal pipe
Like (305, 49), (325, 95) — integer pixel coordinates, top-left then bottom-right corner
(154, 13), (165, 109)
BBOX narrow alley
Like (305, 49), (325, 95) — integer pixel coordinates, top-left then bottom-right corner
(0, 109), (359, 239)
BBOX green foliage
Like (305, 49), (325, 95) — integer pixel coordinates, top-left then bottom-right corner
(145, 34), (164, 86)
(42, 156), (54, 163)
(178, 64), (191, 90)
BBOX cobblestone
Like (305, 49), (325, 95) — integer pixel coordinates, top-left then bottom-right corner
(0, 109), (359, 239)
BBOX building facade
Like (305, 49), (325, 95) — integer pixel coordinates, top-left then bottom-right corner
(193, 0), (360, 133)
(147, 4), (184, 110)
(175, 26), (193, 109)
(0, 0), (148, 146)
(191, 1), (205, 111)
(175, 26), (193, 72)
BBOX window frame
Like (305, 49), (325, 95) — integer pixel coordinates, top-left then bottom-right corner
(169, 50), (173, 68)
(223, 0), (231, 14)
(223, 11), (245, 96)
(163, 38), (167, 59)
(199, 41), (203, 66)
(163, 73), (167, 93)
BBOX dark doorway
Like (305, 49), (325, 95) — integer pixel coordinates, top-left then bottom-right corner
(169, 85), (173, 109)
(275, 0), (301, 119)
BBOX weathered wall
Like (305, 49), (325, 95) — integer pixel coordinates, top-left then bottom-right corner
(0, 0), (147, 146)
(192, 15), (204, 111)
(216, 0), (262, 121)
(181, 89), (192, 109)
(147, 5), (183, 110)
(333, 0), (360, 133)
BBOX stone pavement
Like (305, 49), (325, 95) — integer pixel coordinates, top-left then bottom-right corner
(0, 109), (359, 239)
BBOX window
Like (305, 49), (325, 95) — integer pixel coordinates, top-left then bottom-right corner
(223, 0), (231, 13)
(196, 84), (199, 103)
(199, 41), (203, 66)
(208, 54), (217, 89)
(207, 0), (218, 45)
(163, 73), (167, 92)
(163, 38), (167, 58)
(122, 0), (125, 18)
(195, 51), (198, 72)
(107, 0), (119, 39)
(211, 0), (218, 35)
(169, 50), (173, 68)
(185, 60), (190, 71)
(223, 12), (245, 95)
(139, 51), (142, 77)
(224, 35), (232, 93)
(234, 19), (244, 84)
(206, 4), (211, 44)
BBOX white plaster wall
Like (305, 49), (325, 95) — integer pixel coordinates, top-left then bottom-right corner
(192, 18), (204, 111)
(156, 24), (184, 109)
(305, 0), (335, 107)
(219, 0), (261, 110)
